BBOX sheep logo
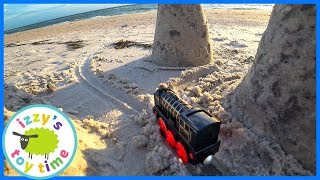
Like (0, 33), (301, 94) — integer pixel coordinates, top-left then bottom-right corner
(2, 104), (77, 179)
(13, 127), (59, 159)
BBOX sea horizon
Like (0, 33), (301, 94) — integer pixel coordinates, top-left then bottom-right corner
(4, 4), (274, 35)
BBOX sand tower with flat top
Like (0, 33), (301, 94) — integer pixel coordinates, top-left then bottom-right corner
(152, 4), (213, 67)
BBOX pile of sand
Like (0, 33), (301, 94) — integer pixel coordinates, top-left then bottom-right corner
(4, 84), (48, 111)
(159, 44), (313, 176)
(223, 5), (316, 173)
(130, 110), (189, 175)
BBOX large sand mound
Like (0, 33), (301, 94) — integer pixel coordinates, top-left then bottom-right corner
(223, 5), (316, 173)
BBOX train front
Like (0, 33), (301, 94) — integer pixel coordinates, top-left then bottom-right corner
(182, 110), (221, 165)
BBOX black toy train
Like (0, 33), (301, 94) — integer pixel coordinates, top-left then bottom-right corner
(153, 87), (221, 165)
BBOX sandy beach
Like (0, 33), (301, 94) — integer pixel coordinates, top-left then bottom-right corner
(5, 7), (312, 176)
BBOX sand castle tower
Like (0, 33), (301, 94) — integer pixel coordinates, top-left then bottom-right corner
(152, 4), (213, 67)
(225, 5), (315, 173)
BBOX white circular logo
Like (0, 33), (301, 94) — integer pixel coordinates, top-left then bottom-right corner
(2, 104), (77, 179)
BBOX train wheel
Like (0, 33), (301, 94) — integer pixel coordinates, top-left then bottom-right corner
(165, 130), (176, 148)
(158, 117), (167, 135)
(176, 142), (188, 164)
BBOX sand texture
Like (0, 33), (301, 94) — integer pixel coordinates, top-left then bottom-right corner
(152, 5), (213, 66)
(4, 6), (314, 176)
(223, 5), (316, 173)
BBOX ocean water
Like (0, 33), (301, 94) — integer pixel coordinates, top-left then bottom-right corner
(4, 4), (273, 35)
(203, 4), (273, 10)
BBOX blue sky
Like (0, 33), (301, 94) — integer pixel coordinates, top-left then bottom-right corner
(4, 4), (126, 31)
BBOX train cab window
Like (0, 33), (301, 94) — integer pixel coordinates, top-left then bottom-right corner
(173, 108), (178, 119)
(160, 94), (168, 110)
(171, 101), (178, 119)
(186, 125), (191, 142)
(165, 99), (170, 117)
(168, 99), (175, 120)
(178, 118), (192, 142)
(166, 100), (171, 110)
(169, 100), (174, 111)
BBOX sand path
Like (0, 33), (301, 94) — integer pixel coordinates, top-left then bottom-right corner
(51, 52), (147, 115)
(48, 47), (149, 175)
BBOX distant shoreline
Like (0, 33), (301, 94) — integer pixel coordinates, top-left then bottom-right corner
(4, 4), (157, 35)
(4, 4), (273, 35)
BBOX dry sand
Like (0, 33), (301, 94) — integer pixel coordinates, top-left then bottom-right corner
(4, 8), (309, 176)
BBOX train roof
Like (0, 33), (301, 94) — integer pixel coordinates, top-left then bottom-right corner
(182, 110), (220, 131)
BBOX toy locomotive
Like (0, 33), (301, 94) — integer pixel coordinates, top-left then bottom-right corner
(153, 86), (221, 165)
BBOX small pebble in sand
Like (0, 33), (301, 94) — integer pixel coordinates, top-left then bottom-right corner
(112, 137), (118, 143)
(68, 110), (79, 115)
(47, 82), (56, 92)
(121, 24), (128, 28)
